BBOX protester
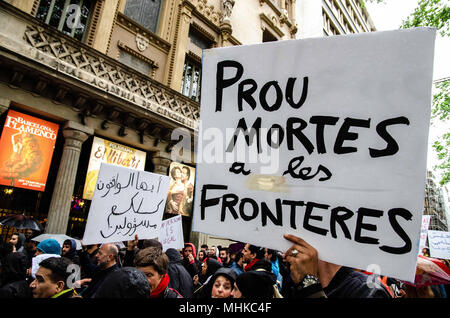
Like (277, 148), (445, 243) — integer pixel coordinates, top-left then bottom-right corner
(200, 244), (208, 253)
(78, 243), (99, 278)
(197, 257), (223, 286)
(24, 229), (35, 240)
(265, 248), (283, 289)
(94, 267), (150, 298)
(29, 257), (79, 298)
(9, 232), (25, 253)
(79, 243), (119, 298)
(165, 248), (194, 298)
(22, 238), (37, 268)
(182, 243), (201, 278)
(134, 247), (182, 298)
(61, 239), (80, 265)
(230, 251), (244, 276)
(0, 252), (32, 298)
(283, 234), (391, 298)
(31, 238), (61, 279)
(232, 270), (278, 298)
(208, 245), (222, 263)
(242, 243), (266, 271)
(195, 267), (237, 298)
(198, 250), (207, 263)
(219, 247), (232, 267)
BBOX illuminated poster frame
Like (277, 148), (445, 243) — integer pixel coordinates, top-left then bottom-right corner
(0, 109), (59, 191)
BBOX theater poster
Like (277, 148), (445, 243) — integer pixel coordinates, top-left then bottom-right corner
(166, 162), (195, 217)
(0, 109), (59, 191)
(82, 136), (147, 200)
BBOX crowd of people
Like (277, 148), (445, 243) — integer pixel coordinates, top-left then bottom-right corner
(0, 229), (449, 299)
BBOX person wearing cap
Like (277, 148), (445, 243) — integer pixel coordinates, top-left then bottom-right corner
(31, 239), (61, 280)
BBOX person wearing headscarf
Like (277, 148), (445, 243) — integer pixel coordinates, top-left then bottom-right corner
(195, 267), (237, 299)
(0, 252), (32, 298)
(31, 239), (61, 279)
(61, 239), (80, 265)
(193, 257), (223, 296)
(93, 267), (150, 298)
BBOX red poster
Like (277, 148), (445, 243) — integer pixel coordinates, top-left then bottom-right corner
(0, 110), (59, 191)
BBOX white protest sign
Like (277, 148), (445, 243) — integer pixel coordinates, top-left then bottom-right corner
(82, 163), (170, 245)
(428, 231), (450, 259)
(158, 215), (184, 251)
(192, 28), (435, 282)
(419, 215), (431, 255)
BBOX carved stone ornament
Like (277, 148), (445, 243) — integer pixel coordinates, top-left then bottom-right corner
(136, 33), (150, 52)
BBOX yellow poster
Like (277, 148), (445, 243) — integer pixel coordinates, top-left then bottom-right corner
(82, 137), (146, 200)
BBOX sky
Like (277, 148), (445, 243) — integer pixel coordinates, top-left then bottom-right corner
(366, 0), (450, 180)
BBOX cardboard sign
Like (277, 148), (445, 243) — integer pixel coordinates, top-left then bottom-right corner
(82, 163), (170, 245)
(159, 215), (184, 251)
(0, 110), (59, 191)
(83, 137), (146, 200)
(192, 28), (436, 282)
(419, 215), (431, 255)
(428, 231), (450, 260)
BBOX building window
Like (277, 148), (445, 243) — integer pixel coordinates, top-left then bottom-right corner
(36, 0), (94, 41)
(262, 29), (277, 42)
(124, 0), (163, 33)
(119, 50), (151, 76)
(181, 58), (201, 102)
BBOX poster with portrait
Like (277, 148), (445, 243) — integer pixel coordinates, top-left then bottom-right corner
(165, 162), (195, 217)
(0, 110), (59, 191)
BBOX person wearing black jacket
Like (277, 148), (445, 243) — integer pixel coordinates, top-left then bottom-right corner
(165, 248), (193, 298)
(79, 243), (119, 298)
(0, 252), (32, 298)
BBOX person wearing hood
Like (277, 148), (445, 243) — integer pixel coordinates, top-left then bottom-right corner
(232, 269), (278, 298)
(182, 243), (201, 278)
(195, 267), (237, 299)
(0, 252), (32, 298)
(61, 239), (80, 265)
(9, 232), (26, 253)
(31, 238), (61, 279)
(165, 248), (193, 298)
(194, 257), (223, 295)
(134, 247), (182, 298)
(94, 267), (150, 298)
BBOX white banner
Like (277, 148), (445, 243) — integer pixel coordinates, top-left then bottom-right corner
(82, 163), (170, 244)
(428, 230), (450, 260)
(158, 215), (184, 251)
(192, 28), (436, 282)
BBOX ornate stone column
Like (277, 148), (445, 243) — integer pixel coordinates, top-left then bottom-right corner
(45, 121), (93, 234)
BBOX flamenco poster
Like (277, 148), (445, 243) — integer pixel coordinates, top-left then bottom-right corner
(0, 110), (59, 191)
(165, 162), (195, 217)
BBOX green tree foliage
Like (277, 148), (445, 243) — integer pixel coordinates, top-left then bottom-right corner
(432, 79), (450, 185)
